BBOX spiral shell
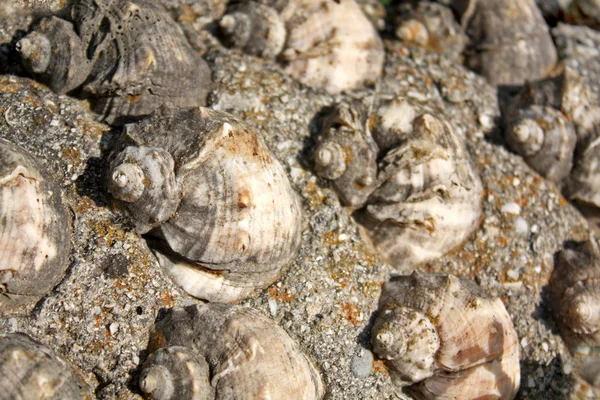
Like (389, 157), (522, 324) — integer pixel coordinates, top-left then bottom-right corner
(141, 303), (325, 400)
(453, 0), (557, 86)
(0, 138), (71, 314)
(504, 105), (577, 185)
(17, 0), (211, 124)
(219, 0), (385, 94)
(106, 104), (302, 303)
(372, 271), (520, 399)
(549, 238), (600, 345)
(0, 333), (92, 399)
(362, 101), (483, 271)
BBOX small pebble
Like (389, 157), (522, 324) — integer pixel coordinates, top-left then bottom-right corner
(109, 322), (119, 335)
(350, 347), (374, 378)
(501, 202), (521, 215)
(268, 298), (278, 317)
(515, 217), (529, 234)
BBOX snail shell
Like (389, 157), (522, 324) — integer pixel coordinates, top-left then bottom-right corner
(313, 102), (378, 209)
(0, 333), (92, 399)
(0, 138), (71, 314)
(504, 105), (577, 186)
(360, 101), (483, 271)
(219, 0), (385, 94)
(106, 104), (303, 303)
(141, 303), (325, 400)
(372, 271), (520, 399)
(452, 0), (557, 86)
(17, 0), (211, 124)
(549, 238), (600, 345)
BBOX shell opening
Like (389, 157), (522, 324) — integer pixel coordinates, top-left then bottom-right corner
(17, 32), (52, 74)
(140, 365), (174, 399)
(108, 163), (145, 202)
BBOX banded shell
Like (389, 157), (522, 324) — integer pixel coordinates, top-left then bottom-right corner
(219, 0), (385, 94)
(17, 0), (211, 124)
(451, 0), (557, 86)
(549, 238), (600, 346)
(106, 104), (302, 303)
(372, 271), (520, 399)
(141, 303), (325, 400)
(0, 138), (70, 314)
(363, 100), (483, 271)
(0, 333), (92, 399)
(504, 105), (577, 185)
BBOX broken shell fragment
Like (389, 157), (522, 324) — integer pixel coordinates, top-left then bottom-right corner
(142, 303), (325, 399)
(0, 333), (92, 399)
(372, 271), (520, 399)
(0, 138), (71, 315)
(504, 105), (577, 185)
(106, 105), (302, 302)
(17, 0), (211, 124)
(549, 238), (600, 346)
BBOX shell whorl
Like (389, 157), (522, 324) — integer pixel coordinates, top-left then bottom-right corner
(16, 31), (51, 74)
(139, 346), (213, 400)
(314, 141), (347, 180)
(107, 145), (180, 234)
(507, 118), (545, 157)
(561, 284), (600, 334)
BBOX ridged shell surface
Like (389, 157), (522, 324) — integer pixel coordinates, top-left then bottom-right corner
(372, 271), (520, 399)
(0, 333), (92, 399)
(453, 0), (557, 86)
(549, 238), (600, 346)
(0, 138), (70, 314)
(17, 0), (211, 124)
(143, 303), (325, 400)
(107, 105), (302, 302)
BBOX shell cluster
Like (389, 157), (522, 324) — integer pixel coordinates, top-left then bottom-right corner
(0, 333), (92, 399)
(17, 0), (211, 124)
(314, 99), (483, 271)
(0, 138), (71, 315)
(372, 271), (521, 399)
(106, 104), (302, 303)
(218, 0), (385, 94)
(140, 303), (325, 400)
(549, 238), (600, 346)
(450, 0), (557, 86)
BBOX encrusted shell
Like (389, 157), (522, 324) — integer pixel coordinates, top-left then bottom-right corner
(0, 333), (92, 399)
(141, 303), (325, 400)
(219, 0), (385, 94)
(549, 238), (600, 346)
(0, 138), (70, 314)
(452, 0), (557, 86)
(362, 101), (483, 271)
(17, 0), (211, 124)
(504, 105), (577, 185)
(106, 104), (303, 303)
(372, 271), (520, 399)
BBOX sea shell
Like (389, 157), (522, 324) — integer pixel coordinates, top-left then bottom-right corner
(106, 104), (303, 303)
(0, 333), (92, 399)
(392, 1), (466, 58)
(313, 101), (378, 209)
(17, 0), (211, 124)
(361, 100), (483, 271)
(565, 0), (600, 29)
(219, 0), (385, 94)
(504, 105), (577, 185)
(141, 303), (325, 400)
(0, 138), (71, 314)
(451, 0), (557, 86)
(565, 134), (600, 227)
(371, 271), (520, 399)
(549, 238), (600, 346)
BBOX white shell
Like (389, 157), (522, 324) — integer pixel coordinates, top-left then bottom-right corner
(0, 333), (92, 399)
(372, 271), (521, 399)
(107, 105), (303, 302)
(0, 138), (71, 314)
(142, 303), (325, 400)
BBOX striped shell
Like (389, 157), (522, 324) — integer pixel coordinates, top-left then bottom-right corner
(549, 238), (600, 346)
(17, 0), (211, 124)
(0, 138), (70, 315)
(0, 333), (92, 399)
(141, 303), (325, 400)
(372, 271), (520, 399)
(106, 105), (302, 303)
